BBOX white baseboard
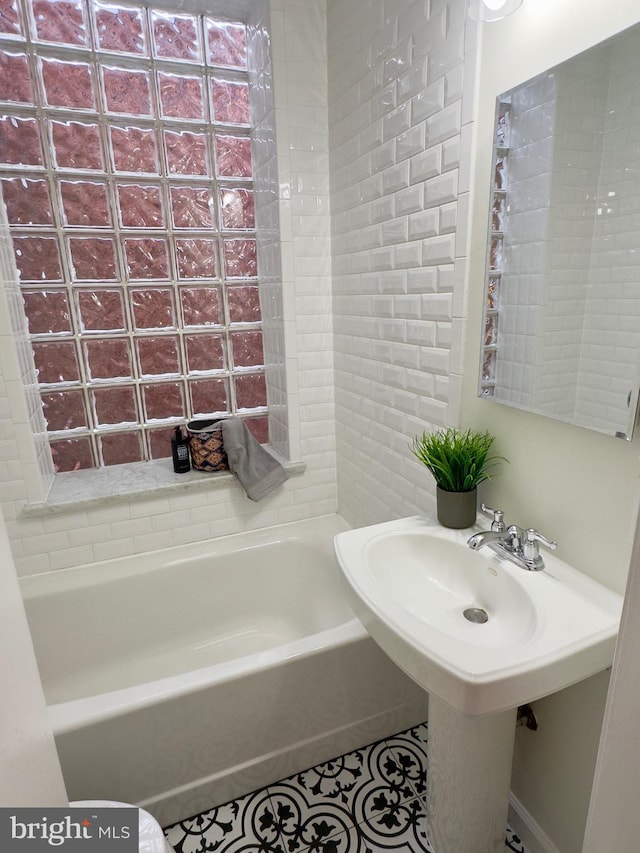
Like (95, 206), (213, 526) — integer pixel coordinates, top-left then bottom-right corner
(509, 793), (563, 853)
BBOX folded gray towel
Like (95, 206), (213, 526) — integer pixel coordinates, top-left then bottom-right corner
(220, 417), (289, 501)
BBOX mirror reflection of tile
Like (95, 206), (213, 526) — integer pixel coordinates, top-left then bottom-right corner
(479, 22), (640, 440)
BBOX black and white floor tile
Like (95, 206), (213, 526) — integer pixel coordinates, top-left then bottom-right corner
(164, 722), (528, 853)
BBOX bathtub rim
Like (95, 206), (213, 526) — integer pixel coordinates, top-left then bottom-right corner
(48, 618), (368, 735)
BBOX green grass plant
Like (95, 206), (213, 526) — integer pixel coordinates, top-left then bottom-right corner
(411, 427), (504, 493)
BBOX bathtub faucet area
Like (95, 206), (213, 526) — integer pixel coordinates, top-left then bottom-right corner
(467, 504), (557, 571)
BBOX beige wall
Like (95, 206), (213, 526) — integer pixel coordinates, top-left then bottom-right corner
(583, 513), (640, 850)
(462, 1), (640, 851)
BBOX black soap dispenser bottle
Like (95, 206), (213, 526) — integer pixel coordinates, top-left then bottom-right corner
(172, 426), (191, 473)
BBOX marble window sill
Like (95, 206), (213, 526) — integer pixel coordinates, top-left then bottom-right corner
(22, 449), (305, 517)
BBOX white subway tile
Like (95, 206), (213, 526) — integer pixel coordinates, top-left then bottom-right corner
(171, 522), (212, 546)
(422, 293), (453, 321)
(15, 552), (52, 576)
(407, 367), (438, 401)
(360, 120), (385, 154)
(406, 321), (437, 347)
(387, 341), (421, 370)
(371, 83), (397, 121)
(359, 224), (383, 250)
(395, 241), (423, 269)
(425, 170), (458, 208)
(397, 56), (429, 103)
(416, 396), (448, 425)
(412, 12), (446, 61)
(408, 208), (439, 241)
(440, 262), (457, 294)
(419, 345), (450, 374)
(21, 530), (70, 557)
(441, 136), (460, 172)
(376, 317), (406, 342)
(382, 217), (409, 245)
(445, 64), (464, 106)
(426, 101), (462, 145)
(422, 234), (455, 266)
(383, 102), (412, 142)
(393, 294), (422, 318)
(370, 246), (395, 271)
(370, 194), (396, 223)
(360, 173), (384, 203)
(395, 185), (424, 217)
(407, 267), (438, 292)
(49, 545), (95, 570)
(110, 516), (154, 539)
(409, 146), (441, 184)
(435, 320), (452, 349)
(67, 523), (113, 547)
(411, 78), (445, 124)
(439, 202), (457, 234)
(382, 161), (411, 195)
(6, 516), (44, 543)
(396, 123), (426, 162)
(132, 530), (175, 553)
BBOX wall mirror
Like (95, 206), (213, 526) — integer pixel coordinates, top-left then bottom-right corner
(478, 22), (640, 440)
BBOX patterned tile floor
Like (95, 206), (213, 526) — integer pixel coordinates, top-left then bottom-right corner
(164, 722), (528, 853)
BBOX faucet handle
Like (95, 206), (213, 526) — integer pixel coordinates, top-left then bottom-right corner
(480, 503), (505, 532)
(524, 528), (557, 551)
(523, 528), (557, 569)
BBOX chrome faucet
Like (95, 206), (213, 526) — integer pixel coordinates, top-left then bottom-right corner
(467, 504), (557, 571)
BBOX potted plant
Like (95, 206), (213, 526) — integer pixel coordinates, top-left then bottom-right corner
(411, 427), (504, 529)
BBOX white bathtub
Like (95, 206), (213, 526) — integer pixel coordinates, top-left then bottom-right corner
(21, 515), (428, 826)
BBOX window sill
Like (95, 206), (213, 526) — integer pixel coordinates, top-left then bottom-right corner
(21, 449), (305, 517)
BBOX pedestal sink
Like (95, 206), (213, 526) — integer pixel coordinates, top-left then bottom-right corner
(334, 516), (623, 853)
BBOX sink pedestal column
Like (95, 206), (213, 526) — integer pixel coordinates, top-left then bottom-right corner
(426, 696), (517, 853)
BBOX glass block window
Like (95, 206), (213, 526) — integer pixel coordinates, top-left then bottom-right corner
(0, 0), (268, 471)
(479, 98), (511, 399)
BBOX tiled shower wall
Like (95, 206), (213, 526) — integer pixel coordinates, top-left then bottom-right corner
(328, 0), (476, 527)
(0, 0), (337, 575)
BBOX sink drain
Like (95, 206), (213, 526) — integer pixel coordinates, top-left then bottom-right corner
(463, 607), (489, 624)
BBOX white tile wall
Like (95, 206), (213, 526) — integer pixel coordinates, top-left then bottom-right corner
(0, 0), (337, 575)
(328, 0), (476, 528)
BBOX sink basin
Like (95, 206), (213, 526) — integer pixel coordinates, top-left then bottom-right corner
(367, 531), (537, 647)
(334, 516), (623, 716)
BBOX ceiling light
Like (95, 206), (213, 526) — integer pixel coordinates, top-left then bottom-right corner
(467, 0), (524, 22)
